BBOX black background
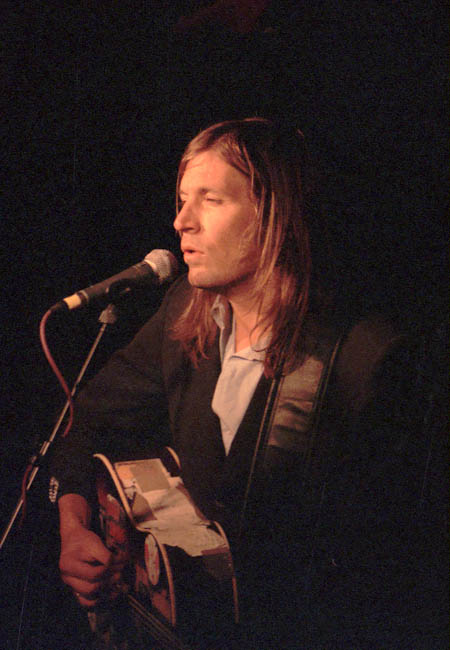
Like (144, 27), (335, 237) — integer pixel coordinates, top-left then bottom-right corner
(1, 2), (448, 647)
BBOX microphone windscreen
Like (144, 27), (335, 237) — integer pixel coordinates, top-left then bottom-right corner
(144, 249), (179, 284)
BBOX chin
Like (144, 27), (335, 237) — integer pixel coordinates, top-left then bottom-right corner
(187, 270), (212, 288)
(187, 270), (224, 292)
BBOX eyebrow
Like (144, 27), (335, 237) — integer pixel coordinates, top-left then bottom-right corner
(178, 187), (226, 197)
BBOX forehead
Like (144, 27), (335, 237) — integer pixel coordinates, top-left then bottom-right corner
(179, 149), (250, 194)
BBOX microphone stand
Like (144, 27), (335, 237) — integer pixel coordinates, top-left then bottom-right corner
(0, 303), (119, 551)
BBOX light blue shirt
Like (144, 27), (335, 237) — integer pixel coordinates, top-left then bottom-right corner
(211, 297), (266, 454)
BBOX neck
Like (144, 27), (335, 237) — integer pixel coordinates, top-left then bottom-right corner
(215, 272), (278, 352)
(227, 289), (273, 353)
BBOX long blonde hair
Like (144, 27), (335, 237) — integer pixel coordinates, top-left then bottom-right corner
(171, 117), (333, 376)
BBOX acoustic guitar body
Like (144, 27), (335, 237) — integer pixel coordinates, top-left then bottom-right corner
(90, 448), (239, 649)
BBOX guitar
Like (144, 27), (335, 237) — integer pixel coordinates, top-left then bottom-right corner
(90, 448), (239, 650)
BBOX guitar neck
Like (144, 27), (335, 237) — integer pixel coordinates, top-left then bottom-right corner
(127, 593), (191, 650)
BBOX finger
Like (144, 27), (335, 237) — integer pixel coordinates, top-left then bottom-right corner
(73, 578), (126, 608)
(86, 538), (113, 567)
(60, 557), (110, 583)
(61, 573), (104, 593)
(72, 539), (113, 568)
(61, 529), (112, 566)
(62, 573), (103, 597)
(73, 589), (101, 609)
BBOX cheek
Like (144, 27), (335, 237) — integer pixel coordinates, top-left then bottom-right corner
(206, 207), (256, 258)
(218, 228), (248, 258)
(233, 221), (257, 257)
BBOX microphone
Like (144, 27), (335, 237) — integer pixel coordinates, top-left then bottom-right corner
(53, 249), (178, 311)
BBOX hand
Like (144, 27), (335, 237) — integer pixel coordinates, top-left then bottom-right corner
(57, 493), (126, 608)
(59, 525), (114, 607)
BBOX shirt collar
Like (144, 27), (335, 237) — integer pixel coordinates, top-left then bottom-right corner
(211, 295), (232, 361)
(211, 295), (267, 363)
(211, 295), (231, 331)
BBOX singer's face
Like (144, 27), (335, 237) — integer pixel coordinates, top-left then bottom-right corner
(174, 149), (258, 299)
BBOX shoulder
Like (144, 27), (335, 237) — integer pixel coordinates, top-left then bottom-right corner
(338, 313), (406, 375)
(135, 273), (193, 336)
(159, 273), (196, 326)
(331, 313), (412, 417)
(161, 273), (193, 312)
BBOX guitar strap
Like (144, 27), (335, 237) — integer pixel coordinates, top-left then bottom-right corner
(237, 324), (347, 542)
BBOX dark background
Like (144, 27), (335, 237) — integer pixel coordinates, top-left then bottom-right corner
(1, 2), (448, 648)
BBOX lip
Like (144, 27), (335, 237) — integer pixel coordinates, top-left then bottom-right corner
(181, 243), (203, 255)
(181, 242), (201, 253)
(183, 250), (203, 262)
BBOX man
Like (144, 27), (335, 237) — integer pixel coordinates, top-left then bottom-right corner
(51, 118), (429, 647)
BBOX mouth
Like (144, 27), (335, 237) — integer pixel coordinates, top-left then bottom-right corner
(181, 243), (202, 257)
(182, 249), (202, 262)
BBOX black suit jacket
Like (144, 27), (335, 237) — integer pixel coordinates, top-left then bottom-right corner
(51, 275), (443, 646)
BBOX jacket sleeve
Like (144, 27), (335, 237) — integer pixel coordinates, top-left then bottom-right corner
(307, 316), (447, 644)
(49, 276), (188, 504)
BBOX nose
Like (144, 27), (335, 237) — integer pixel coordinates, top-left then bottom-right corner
(173, 200), (199, 234)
